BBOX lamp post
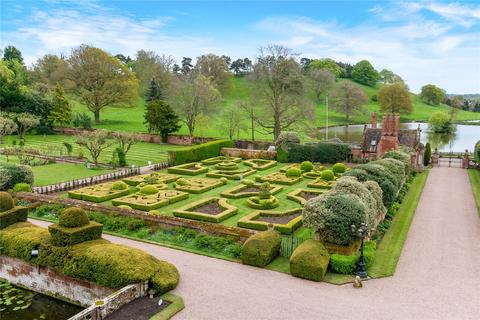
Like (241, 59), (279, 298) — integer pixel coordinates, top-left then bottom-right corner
(351, 223), (369, 280)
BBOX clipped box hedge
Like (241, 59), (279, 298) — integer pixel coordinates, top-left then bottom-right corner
(241, 231), (281, 267)
(243, 159), (277, 170)
(174, 178), (225, 194)
(256, 172), (303, 185)
(173, 197), (238, 223)
(237, 209), (303, 235)
(48, 221), (103, 246)
(221, 183), (283, 199)
(286, 189), (325, 205)
(201, 156), (242, 165)
(329, 241), (376, 274)
(68, 182), (131, 203)
(287, 142), (351, 163)
(307, 178), (336, 189)
(167, 163), (209, 176)
(290, 240), (330, 281)
(168, 140), (235, 165)
(112, 190), (189, 211)
(206, 169), (256, 180)
(123, 173), (179, 186)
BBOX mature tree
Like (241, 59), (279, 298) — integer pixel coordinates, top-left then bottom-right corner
(110, 131), (142, 158)
(239, 98), (258, 142)
(195, 53), (232, 93)
(352, 60), (379, 87)
(221, 55), (231, 66)
(300, 57), (312, 72)
(0, 114), (17, 143)
(219, 106), (243, 140)
(67, 45), (138, 124)
(181, 57), (193, 75)
(329, 82), (368, 122)
(336, 61), (353, 78)
(30, 54), (69, 90)
(450, 95), (464, 109)
(428, 111), (453, 133)
(168, 74), (221, 136)
(308, 58), (342, 78)
(48, 84), (72, 126)
(250, 45), (314, 140)
(172, 64), (181, 74)
(15, 113), (40, 140)
(420, 84), (446, 105)
(243, 58), (253, 73)
(379, 69), (403, 84)
(145, 77), (165, 102)
(75, 129), (113, 165)
(115, 54), (132, 64)
(131, 50), (173, 94)
(143, 100), (181, 141)
(378, 82), (413, 114)
(2, 45), (23, 64)
(230, 59), (245, 75)
(308, 68), (335, 102)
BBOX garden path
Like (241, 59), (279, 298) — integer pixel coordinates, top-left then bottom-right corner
(30, 167), (480, 320)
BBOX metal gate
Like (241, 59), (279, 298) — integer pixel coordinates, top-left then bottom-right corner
(438, 152), (463, 168)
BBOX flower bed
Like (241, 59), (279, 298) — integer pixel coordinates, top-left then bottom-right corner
(167, 163), (209, 176)
(174, 177), (226, 194)
(287, 189), (326, 205)
(237, 208), (303, 234)
(307, 178), (337, 189)
(123, 173), (179, 186)
(173, 197), (238, 223)
(112, 190), (189, 211)
(256, 172), (303, 185)
(243, 159), (277, 170)
(206, 169), (256, 180)
(200, 156), (242, 165)
(220, 183), (283, 199)
(68, 182), (131, 203)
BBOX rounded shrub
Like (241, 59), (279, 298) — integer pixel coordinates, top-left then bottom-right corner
(258, 182), (271, 199)
(290, 240), (330, 281)
(241, 231), (281, 267)
(275, 131), (300, 150)
(300, 161), (314, 172)
(220, 177), (228, 184)
(111, 181), (128, 191)
(320, 169), (335, 181)
(140, 185), (159, 195)
(373, 158), (406, 184)
(59, 207), (89, 228)
(175, 178), (188, 186)
(332, 163), (347, 175)
(0, 192), (14, 212)
(343, 168), (369, 181)
(118, 205), (133, 210)
(241, 179), (255, 186)
(383, 150), (411, 176)
(0, 164), (34, 190)
(13, 183), (32, 192)
(286, 168), (302, 177)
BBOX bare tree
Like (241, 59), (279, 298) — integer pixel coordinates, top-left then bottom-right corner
(110, 131), (142, 157)
(195, 53), (232, 93)
(75, 130), (114, 165)
(218, 107), (243, 140)
(329, 82), (368, 123)
(308, 68), (335, 102)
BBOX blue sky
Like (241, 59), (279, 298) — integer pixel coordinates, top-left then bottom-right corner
(1, 0), (479, 93)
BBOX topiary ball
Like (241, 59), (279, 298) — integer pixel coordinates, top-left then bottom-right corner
(13, 183), (32, 192)
(220, 177), (228, 184)
(140, 185), (159, 195)
(241, 179), (254, 186)
(300, 161), (314, 172)
(59, 207), (89, 228)
(176, 178), (188, 186)
(111, 181), (128, 191)
(320, 169), (335, 181)
(332, 163), (347, 175)
(0, 192), (14, 212)
(286, 168), (302, 177)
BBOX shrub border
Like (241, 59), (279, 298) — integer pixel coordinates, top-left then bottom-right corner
(173, 197), (238, 223)
(201, 156), (242, 165)
(112, 191), (189, 211)
(286, 188), (326, 205)
(174, 178), (225, 194)
(220, 183), (283, 199)
(255, 172), (303, 185)
(243, 159), (277, 170)
(206, 169), (256, 180)
(167, 163), (209, 176)
(237, 208), (303, 234)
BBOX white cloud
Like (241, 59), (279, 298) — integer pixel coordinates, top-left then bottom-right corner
(420, 1), (480, 27)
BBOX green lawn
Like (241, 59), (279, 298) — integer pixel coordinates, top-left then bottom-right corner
(30, 163), (114, 186)
(1, 134), (185, 167)
(369, 170), (429, 278)
(70, 77), (480, 141)
(467, 169), (480, 217)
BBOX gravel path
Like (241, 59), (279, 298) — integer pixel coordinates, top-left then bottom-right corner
(30, 167), (480, 320)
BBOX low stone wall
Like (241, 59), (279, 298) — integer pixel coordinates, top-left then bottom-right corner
(167, 135), (215, 145)
(0, 255), (115, 307)
(221, 147), (276, 160)
(234, 140), (273, 150)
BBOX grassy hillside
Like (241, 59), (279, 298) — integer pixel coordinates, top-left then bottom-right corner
(71, 77), (480, 141)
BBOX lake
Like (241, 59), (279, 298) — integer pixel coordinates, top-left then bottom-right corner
(317, 122), (480, 152)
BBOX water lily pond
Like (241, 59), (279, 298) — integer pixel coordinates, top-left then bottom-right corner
(317, 122), (480, 152)
(0, 280), (82, 320)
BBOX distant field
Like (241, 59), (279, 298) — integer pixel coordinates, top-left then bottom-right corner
(71, 77), (480, 141)
(1, 134), (185, 167)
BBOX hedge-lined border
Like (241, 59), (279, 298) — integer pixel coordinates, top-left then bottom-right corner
(206, 169), (256, 180)
(167, 163), (209, 176)
(307, 178), (336, 189)
(123, 173), (179, 186)
(302, 171), (322, 179)
(237, 208), (303, 234)
(220, 183), (283, 199)
(174, 178), (226, 194)
(243, 159), (277, 170)
(255, 172), (303, 185)
(286, 188), (326, 205)
(201, 156), (242, 165)
(168, 140), (234, 165)
(68, 183), (131, 203)
(150, 293), (185, 320)
(112, 191), (189, 211)
(173, 197), (238, 223)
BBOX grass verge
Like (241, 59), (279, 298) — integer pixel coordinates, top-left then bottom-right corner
(368, 170), (429, 278)
(467, 169), (480, 217)
(150, 293), (185, 320)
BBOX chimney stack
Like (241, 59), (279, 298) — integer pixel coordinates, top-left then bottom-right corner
(378, 113), (400, 156)
(371, 112), (378, 129)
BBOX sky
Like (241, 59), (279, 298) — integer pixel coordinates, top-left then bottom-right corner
(1, 0), (479, 94)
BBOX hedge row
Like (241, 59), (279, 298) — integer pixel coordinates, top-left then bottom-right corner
(290, 240), (330, 281)
(241, 231), (280, 267)
(329, 241), (376, 274)
(285, 143), (351, 163)
(168, 140), (235, 165)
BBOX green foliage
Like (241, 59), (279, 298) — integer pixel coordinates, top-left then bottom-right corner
(145, 77), (165, 102)
(475, 140), (480, 163)
(424, 142), (432, 166)
(143, 100), (181, 140)
(140, 185), (159, 195)
(13, 183), (31, 192)
(428, 111), (453, 133)
(300, 161), (314, 172)
(378, 82), (413, 114)
(332, 163), (347, 174)
(111, 181), (128, 191)
(114, 147), (127, 167)
(63, 142), (73, 156)
(355, 163), (398, 207)
(352, 60), (379, 87)
(72, 112), (92, 129)
(329, 241), (376, 274)
(275, 131), (300, 150)
(276, 147), (289, 163)
(308, 58), (342, 78)
(0, 192), (14, 211)
(382, 150), (412, 176)
(420, 84), (446, 105)
(287, 143), (351, 163)
(290, 240), (330, 281)
(58, 207), (89, 228)
(49, 221), (103, 246)
(285, 167), (302, 177)
(0, 163), (34, 190)
(168, 140), (234, 165)
(320, 169), (335, 181)
(48, 84), (72, 126)
(241, 231), (281, 267)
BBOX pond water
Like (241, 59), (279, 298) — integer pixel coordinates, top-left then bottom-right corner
(317, 122), (480, 152)
(0, 280), (83, 320)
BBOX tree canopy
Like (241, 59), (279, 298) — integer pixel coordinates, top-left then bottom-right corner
(420, 84), (446, 105)
(378, 82), (413, 114)
(329, 81), (368, 122)
(352, 60), (379, 87)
